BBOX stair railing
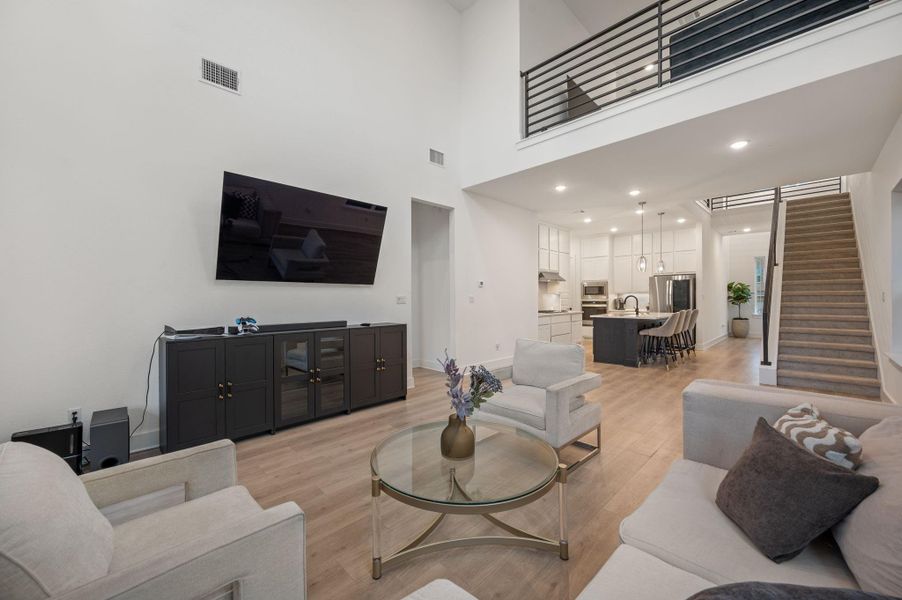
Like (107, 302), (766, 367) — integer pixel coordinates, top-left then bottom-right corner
(761, 186), (781, 366)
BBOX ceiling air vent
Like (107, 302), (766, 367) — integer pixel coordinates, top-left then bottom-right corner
(200, 58), (240, 94)
(428, 148), (445, 167)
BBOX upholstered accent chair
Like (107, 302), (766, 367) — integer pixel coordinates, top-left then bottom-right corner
(476, 339), (602, 470)
(0, 439), (305, 600)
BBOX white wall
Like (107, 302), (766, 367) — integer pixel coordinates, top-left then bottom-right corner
(723, 232), (770, 337)
(412, 202), (452, 370)
(0, 0), (538, 447)
(520, 0), (588, 70)
(697, 221), (729, 349)
(848, 111), (902, 403)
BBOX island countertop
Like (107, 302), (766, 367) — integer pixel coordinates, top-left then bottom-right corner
(591, 312), (671, 320)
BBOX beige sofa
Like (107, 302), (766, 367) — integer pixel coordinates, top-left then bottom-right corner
(0, 439), (305, 600)
(407, 380), (902, 600)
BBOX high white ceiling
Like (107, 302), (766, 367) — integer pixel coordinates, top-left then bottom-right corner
(444, 0), (478, 13)
(466, 57), (902, 237)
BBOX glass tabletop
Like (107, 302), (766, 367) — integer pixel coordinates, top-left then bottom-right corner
(371, 420), (560, 506)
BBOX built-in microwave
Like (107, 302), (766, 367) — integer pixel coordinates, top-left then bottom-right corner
(581, 280), (607, 299)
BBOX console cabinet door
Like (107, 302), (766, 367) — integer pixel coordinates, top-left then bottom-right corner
(349, 328), (380, 409)
(164, 340), (226, 452)
(377, 325), (407, 403)
(225, 336), (273, 439)
(274, 333), (317, 428)
(314, 330), (350, 417)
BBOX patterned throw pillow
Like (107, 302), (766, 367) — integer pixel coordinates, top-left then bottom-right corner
(233, 189), (258, 220)
(773, 403), (862, 469)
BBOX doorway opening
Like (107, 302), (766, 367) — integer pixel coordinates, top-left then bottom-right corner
(411, 200), (453, 373)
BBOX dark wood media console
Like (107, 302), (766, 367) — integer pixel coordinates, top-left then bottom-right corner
(159, 322), (406, 452)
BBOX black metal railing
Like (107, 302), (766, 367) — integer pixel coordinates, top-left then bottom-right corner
(702, 176), (842, 211)
(760, 185), (782, 366)
(521, 0), (880, 137)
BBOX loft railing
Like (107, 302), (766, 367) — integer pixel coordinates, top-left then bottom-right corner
(521, 0), (881, 137)
(699, 176), (842, 211)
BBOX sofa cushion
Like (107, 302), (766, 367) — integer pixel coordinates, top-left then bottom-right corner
(833, 417), (902, 597)
(479, 384), (546, 430)
(511, 338), (584, 389)
(0, 442), (114, 599)
(773, 403), (863, 469)
(576, 545), (714, 600)
(110, 485), (262, 572)
(716, 419), (877, 563)
(620, 459), (859, 588)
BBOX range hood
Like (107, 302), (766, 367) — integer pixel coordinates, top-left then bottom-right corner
(538, 271), (566, 282)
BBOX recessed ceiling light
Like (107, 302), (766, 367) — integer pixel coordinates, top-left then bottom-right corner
(677, 218), (686, 224)
(730, 140), (750, 150)
(743, 227), (752, 232)
(583, 217), (592, 223)
(644, 63), (656, 72)
(610, 227), (618, 232)
(635, 208), (645, 215)
(555, 184), (567, 192)
(629, 189), (641, 196)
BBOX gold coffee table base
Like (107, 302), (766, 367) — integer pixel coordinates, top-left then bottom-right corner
(371, 464), (568, 579)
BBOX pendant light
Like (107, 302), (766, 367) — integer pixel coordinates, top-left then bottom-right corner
(636, 201), (647, 272)
(656, 212), (666, 273)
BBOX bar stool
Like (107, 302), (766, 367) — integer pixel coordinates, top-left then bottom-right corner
(639, 312), (681, 370)
(685, 309), (699, 357)
(671, 310), (689, 361)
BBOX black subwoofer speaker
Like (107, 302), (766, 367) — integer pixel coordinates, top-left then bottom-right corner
(89, 408), (130, 469)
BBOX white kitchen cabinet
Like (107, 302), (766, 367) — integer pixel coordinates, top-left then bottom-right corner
(538, 323), (551, 342)
(581, 256), (607, 281)
(675, 250), (697, 272)
(539, 248), (550, 270)
(559, 229), (570, 254)
(632, 266), (650, 293)
(675, 228), (696, 252)
(582, 236), (608, 258)
(571, 313), (582, 342)
(632, 233), (653, 256)
(549, 228), (559, 252)
(550, 251), (559, 271)
(538, 312), (582, 345)
(613, 255), (632, 294)
(657, 230), (674, 253)
(613, 235), (632, 257)
(538, 224), (550, 250)
(656, 252), (675, 274)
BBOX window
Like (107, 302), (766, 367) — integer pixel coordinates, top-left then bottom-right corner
(753, 256), (766, 316)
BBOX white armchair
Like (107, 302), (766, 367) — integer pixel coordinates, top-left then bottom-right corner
(0, 439), (305, 600)
(476, 339), (602, 470)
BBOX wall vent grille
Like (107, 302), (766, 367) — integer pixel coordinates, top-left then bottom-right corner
(428, 148), (445, 166)
(200, 58), (240, 93)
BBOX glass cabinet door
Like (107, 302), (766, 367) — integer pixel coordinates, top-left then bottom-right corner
(314, 331), (349, 417)
(274, 333), (316, 427)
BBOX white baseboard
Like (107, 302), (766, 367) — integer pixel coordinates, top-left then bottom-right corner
(759, 364), (777, 385)
(478, 355), (514, 371)
(130, 428), (160, 453)
(698, 335), (727, 351)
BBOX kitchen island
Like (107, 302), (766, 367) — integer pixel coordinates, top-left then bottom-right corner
(590, 312), (671, 367)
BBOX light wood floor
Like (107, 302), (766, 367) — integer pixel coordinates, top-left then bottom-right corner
(236, 337), (761, 600)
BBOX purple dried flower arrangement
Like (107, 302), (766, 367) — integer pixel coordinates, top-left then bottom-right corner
(438, 350), (503, 420)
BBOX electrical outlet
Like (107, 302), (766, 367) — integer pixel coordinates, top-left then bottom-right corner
(478, 281), (485, 288)
(68, 408), (82, 424)
(468, 295), (475, 304)
(396, 295), (407, 305)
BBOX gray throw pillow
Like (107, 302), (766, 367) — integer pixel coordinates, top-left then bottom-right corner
(302, 228), (326, 258)
(715, 418), (879, 563)
(687, 582), (900, 599)
(833, 417), (902, 597)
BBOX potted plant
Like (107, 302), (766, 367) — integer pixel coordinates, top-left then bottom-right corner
(727, 281), (752, 338)
(437, 351), (503, 459)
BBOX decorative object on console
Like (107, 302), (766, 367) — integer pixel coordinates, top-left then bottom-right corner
(773, 403), (863, 469)
(833, 417), (902, 597)
(235, 316), (260, 334)
(437, 351), (502, 459)
(727, 281), (751, 338)
(715, 418), (878, 563)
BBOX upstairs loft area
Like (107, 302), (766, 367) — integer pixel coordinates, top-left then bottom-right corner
(522, 0), (883, 137)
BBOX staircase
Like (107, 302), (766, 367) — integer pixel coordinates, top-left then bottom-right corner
(777, 193), (881, 399)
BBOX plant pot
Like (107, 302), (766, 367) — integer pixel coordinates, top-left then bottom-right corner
(440, 415), (475, 459)
(731, 318), (750, 338)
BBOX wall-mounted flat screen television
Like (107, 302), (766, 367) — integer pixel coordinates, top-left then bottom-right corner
(216, 172), (387, 284)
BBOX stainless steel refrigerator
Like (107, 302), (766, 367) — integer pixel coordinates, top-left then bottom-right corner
(649, 273), (696, 313)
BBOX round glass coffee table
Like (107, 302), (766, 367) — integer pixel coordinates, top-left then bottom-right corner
(369, 419), (568, 579)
